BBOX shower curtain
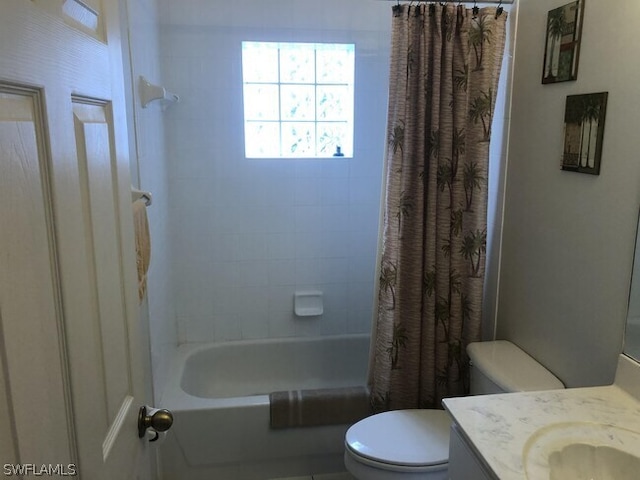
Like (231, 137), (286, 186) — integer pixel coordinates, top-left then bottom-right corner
(370, 3), (507, 411)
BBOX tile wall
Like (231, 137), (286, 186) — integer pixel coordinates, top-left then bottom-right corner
(124, 0), (177, 399)
(158, 0), (392, 343)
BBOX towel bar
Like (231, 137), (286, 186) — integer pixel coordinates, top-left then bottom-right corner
(131, 187), (152, 206)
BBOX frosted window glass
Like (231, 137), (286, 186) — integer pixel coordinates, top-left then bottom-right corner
(280, 43), (315, 84)
(281, 85), (315, 121)
(317, 86), (352, 121)
(245, 122), (281, 158)
(244, 84), (280, 121)
(242, 43), (279, 83)
(316, 46), (355, 84)
(317, 122), (351, 157)
(282, 122), (315, 157)
(242, 41), (355, 158)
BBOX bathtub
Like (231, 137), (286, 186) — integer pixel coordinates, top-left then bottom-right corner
(158, 334), (370, 480)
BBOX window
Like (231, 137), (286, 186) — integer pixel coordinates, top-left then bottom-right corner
(242, 41), (355, 158)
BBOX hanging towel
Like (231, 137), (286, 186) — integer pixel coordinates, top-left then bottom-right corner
(269, 386), (371, 429)
(133, 199), (151, 303)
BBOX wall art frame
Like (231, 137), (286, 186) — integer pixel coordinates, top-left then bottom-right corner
(542, 0), (584, 84)
(561, 92), (608, 175)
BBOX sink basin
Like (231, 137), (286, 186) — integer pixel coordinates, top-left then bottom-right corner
(523, 422), (640, 480)
(547, 443), (640, 479)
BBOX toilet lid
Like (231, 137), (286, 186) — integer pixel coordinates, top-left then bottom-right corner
(345, 409), (450, 467)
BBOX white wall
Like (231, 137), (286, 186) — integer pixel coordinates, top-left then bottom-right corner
(158, 0), (390, 343)
(497, 0), (640, 387)
(123, 0), (177, 399)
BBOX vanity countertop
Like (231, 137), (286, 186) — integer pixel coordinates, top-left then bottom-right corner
(442, 355), (640, 479)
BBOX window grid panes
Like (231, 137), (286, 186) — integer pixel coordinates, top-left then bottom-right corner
(242, 41), (354, 158)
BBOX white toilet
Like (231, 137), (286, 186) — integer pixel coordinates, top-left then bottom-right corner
(344, 340), (565, 479)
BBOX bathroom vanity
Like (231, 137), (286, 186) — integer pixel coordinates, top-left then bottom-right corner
(443, 354), (640, 479)
(447, 423), (494, 479)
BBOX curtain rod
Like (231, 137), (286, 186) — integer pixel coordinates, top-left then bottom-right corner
(382, 1), (514, 4)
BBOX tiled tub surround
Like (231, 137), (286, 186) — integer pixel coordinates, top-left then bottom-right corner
(160, 0), (391, 345)
(443, 355), (640, 479)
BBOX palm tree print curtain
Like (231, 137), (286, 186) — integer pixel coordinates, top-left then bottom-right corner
(370, 4), (507, 411)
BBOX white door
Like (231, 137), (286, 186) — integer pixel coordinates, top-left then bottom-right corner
(0, 1), (154, 478)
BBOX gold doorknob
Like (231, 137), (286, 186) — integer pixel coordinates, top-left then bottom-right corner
(138, 405), (173, 440)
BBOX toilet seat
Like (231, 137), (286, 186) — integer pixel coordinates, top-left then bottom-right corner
(345, 409), (450, 472)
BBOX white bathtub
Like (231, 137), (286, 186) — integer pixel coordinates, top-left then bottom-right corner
(159, 334), (370, 480)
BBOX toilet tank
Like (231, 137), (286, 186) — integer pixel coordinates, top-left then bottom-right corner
(467, 341), (564, 395)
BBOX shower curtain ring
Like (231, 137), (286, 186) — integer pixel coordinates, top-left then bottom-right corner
(496, 0), (504, 18)
(472, 0), (479, 18)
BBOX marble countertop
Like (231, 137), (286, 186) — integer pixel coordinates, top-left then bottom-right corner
(443, 355), (640, 479)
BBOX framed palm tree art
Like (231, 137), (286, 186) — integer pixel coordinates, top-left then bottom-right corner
(542, 0), (584, 84)
(561, 92), (608, 175)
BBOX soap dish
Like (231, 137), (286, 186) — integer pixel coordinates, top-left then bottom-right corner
(294, 291), (323, 317)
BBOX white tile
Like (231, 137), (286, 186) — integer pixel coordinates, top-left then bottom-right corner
(349, 177), (381, 205)
(348, 282), (376, 311)
(173, 268), (215, 318)
(346, 308), (374, 334)
(294, 178), (322, 205)
(348, 256), (376, 284)
(295, 206), (323, 233)
(236, 286), (270, 316)
(212, 313), (242, 342)
(294, 177), (321, 206)
(265, 176), (296, 205)
(348, 203), (379, 233)
(295, 259), (321, 285)
(321, 159), (349, 178)
(268, 310), (296, 338)
(321, 283), (349, 311)
(295, 232), (322, 259)
(319, 258), (349, 284)
(211, 286), (243, 315)
(320, 232), (350, 259)
(211, 234), (240, 263)
(240, 312), (270, 340)
(243, 176), (269, 206)
(268, 286), (295, 308)
(321, 177), (349, 205)
(348, 227), (379, 258)
(294, 316), (322, 337)
(266, 233), (297, 259)
(235, 233), (267, 260)
(321, 205), (350, 232)
(237, 261), (269, 287)
(319, 308), (348, 336)
(268, 259), (296, 286)
(263, 205), (296, 234)
(295, 160), (323, 178)
(349, 155), (384, 178)
(175, 316), (187, 344)
(274, 204), (306, 235)
(210, 262), (241, 289)
(183, 315), (214, 343)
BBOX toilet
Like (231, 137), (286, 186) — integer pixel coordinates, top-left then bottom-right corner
(344, 340), (565, 479)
